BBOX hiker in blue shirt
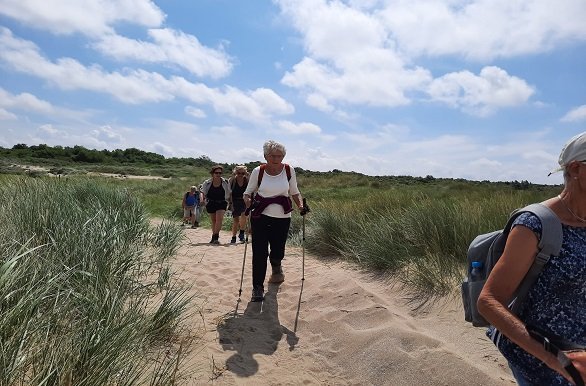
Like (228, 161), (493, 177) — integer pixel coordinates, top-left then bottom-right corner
(182, 185), (201, 228)
(478, 132), (586, 386)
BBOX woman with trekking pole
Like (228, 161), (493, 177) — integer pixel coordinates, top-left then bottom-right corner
(477, 132), (586, 386)
(243, 140), (308, 302)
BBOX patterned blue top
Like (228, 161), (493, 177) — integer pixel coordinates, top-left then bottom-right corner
(487, 212), (586, 385)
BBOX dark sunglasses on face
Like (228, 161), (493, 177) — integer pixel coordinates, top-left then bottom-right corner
(213, 171), (222, 175)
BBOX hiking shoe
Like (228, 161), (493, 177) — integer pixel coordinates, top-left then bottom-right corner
(230, 236), (237, 244)
(238, 230), (245, 242)
(191, 224), (197, 229)
(268, 266), (285, 284)
(251, 287), (264, 302)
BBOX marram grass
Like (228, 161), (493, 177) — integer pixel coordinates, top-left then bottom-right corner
(299, 188), (558, 307)
(0, 177), (195, 385)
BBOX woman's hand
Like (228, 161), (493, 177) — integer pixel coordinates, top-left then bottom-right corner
(567, 351), (586, 385)
(243, 195), (251, 208)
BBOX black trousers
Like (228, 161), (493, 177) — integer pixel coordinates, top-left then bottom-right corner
(251, 214), (291, 289)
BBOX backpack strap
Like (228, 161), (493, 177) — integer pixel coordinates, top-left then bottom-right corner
(257, 164), (291, 186)
(508, 203), (563, 314)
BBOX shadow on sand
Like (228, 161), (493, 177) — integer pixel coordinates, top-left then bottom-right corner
(217, 283), (299, 377)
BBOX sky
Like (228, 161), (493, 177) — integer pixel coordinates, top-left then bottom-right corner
(0, 0), (585, 184)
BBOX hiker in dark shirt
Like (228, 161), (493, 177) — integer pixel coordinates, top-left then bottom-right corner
(478, 132), (586, 386)
(228, 165), (249, 244)
(243, 140), (306, 303)
(201, 165), (231, 244)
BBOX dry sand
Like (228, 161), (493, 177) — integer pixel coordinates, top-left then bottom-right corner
(172, 226), (516, 385)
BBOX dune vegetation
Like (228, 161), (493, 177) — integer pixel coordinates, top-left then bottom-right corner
(0, 177), (195, 385)
(0, 145), (563, 377)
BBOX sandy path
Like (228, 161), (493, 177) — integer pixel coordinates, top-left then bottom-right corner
(172, 227), (515, 385)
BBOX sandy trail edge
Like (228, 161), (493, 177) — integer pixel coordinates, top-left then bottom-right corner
(170, 226), (515, 386)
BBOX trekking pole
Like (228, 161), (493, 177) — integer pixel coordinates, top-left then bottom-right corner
(238, 202), (256, 298)
(238, 215), (251, 299)
(300, 198), (310, 281)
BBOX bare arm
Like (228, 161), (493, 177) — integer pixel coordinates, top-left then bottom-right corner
(291, 193), (303, 211)
(477, 226), (574, 382)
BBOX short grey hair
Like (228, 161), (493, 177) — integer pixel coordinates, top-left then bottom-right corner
(263, 140), (286, 157)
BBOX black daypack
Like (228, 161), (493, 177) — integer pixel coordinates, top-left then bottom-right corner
(461, 203), (563, 327)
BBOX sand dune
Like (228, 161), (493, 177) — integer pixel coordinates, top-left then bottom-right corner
(172, 227), (515, 385)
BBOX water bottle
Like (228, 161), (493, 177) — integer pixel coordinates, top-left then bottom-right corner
(470, 261), (483, 281)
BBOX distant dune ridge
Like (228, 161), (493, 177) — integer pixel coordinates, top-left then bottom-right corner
(173, 227), (515, 385)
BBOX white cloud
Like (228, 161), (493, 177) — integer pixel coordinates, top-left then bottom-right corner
(92, 126), (123, 144)
(211, 125), (241, 136)
(0, 87), (54, 113)
(276, 0), (583, 114)
(278, 0), (432, 108)
(185, 106), (207, 119)
(377, 0), (586, 61)
(174, 83), (294, 123)
(93, 29), (233, 79)
(278, 120), (322, 135)
(0, 108), (17, 120)
(306, 93), (334, 112)
(0, 0), (164, 37)
(37, 124), (65, 138)
(427, 66), (534, 116)
(0, 29), (294, 123)
(561, 105), (586, 122)
(151, 142), (173, 156)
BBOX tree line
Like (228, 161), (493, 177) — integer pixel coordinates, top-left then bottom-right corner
(1, 143), (215, 168)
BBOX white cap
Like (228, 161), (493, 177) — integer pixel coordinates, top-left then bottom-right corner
(549, 131), (586, 175)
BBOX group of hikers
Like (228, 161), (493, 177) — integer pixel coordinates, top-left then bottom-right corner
(181, 140), (307, 303)
(182, 136), (584, 386)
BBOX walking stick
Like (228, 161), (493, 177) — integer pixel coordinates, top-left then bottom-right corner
(238, 202), (256, 298)
(301, 198), (310, 281)
(238, 214), (251, 299)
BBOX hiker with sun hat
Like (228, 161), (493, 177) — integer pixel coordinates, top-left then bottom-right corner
(477, 132), (586, 386)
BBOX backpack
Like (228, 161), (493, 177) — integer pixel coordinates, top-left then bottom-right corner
(257, 163), (291, 186)
(461, 203), (563, 327)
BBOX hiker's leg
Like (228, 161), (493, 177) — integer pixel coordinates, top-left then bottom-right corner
(251, 215), (269, 289)
(238, 213), (246, 232)
(231, 216), (238, 237)
(214, 210), (225, 235)
(268, 217), (291, 267)
(189, 206), (195, 225)
(209, 213), (216, 229)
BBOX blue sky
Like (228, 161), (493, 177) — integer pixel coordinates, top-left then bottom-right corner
(1, 0), (585, 184)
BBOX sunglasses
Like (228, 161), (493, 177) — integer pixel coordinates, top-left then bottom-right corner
(213, 171), (222, 175)
(236, 172), (246, 175)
